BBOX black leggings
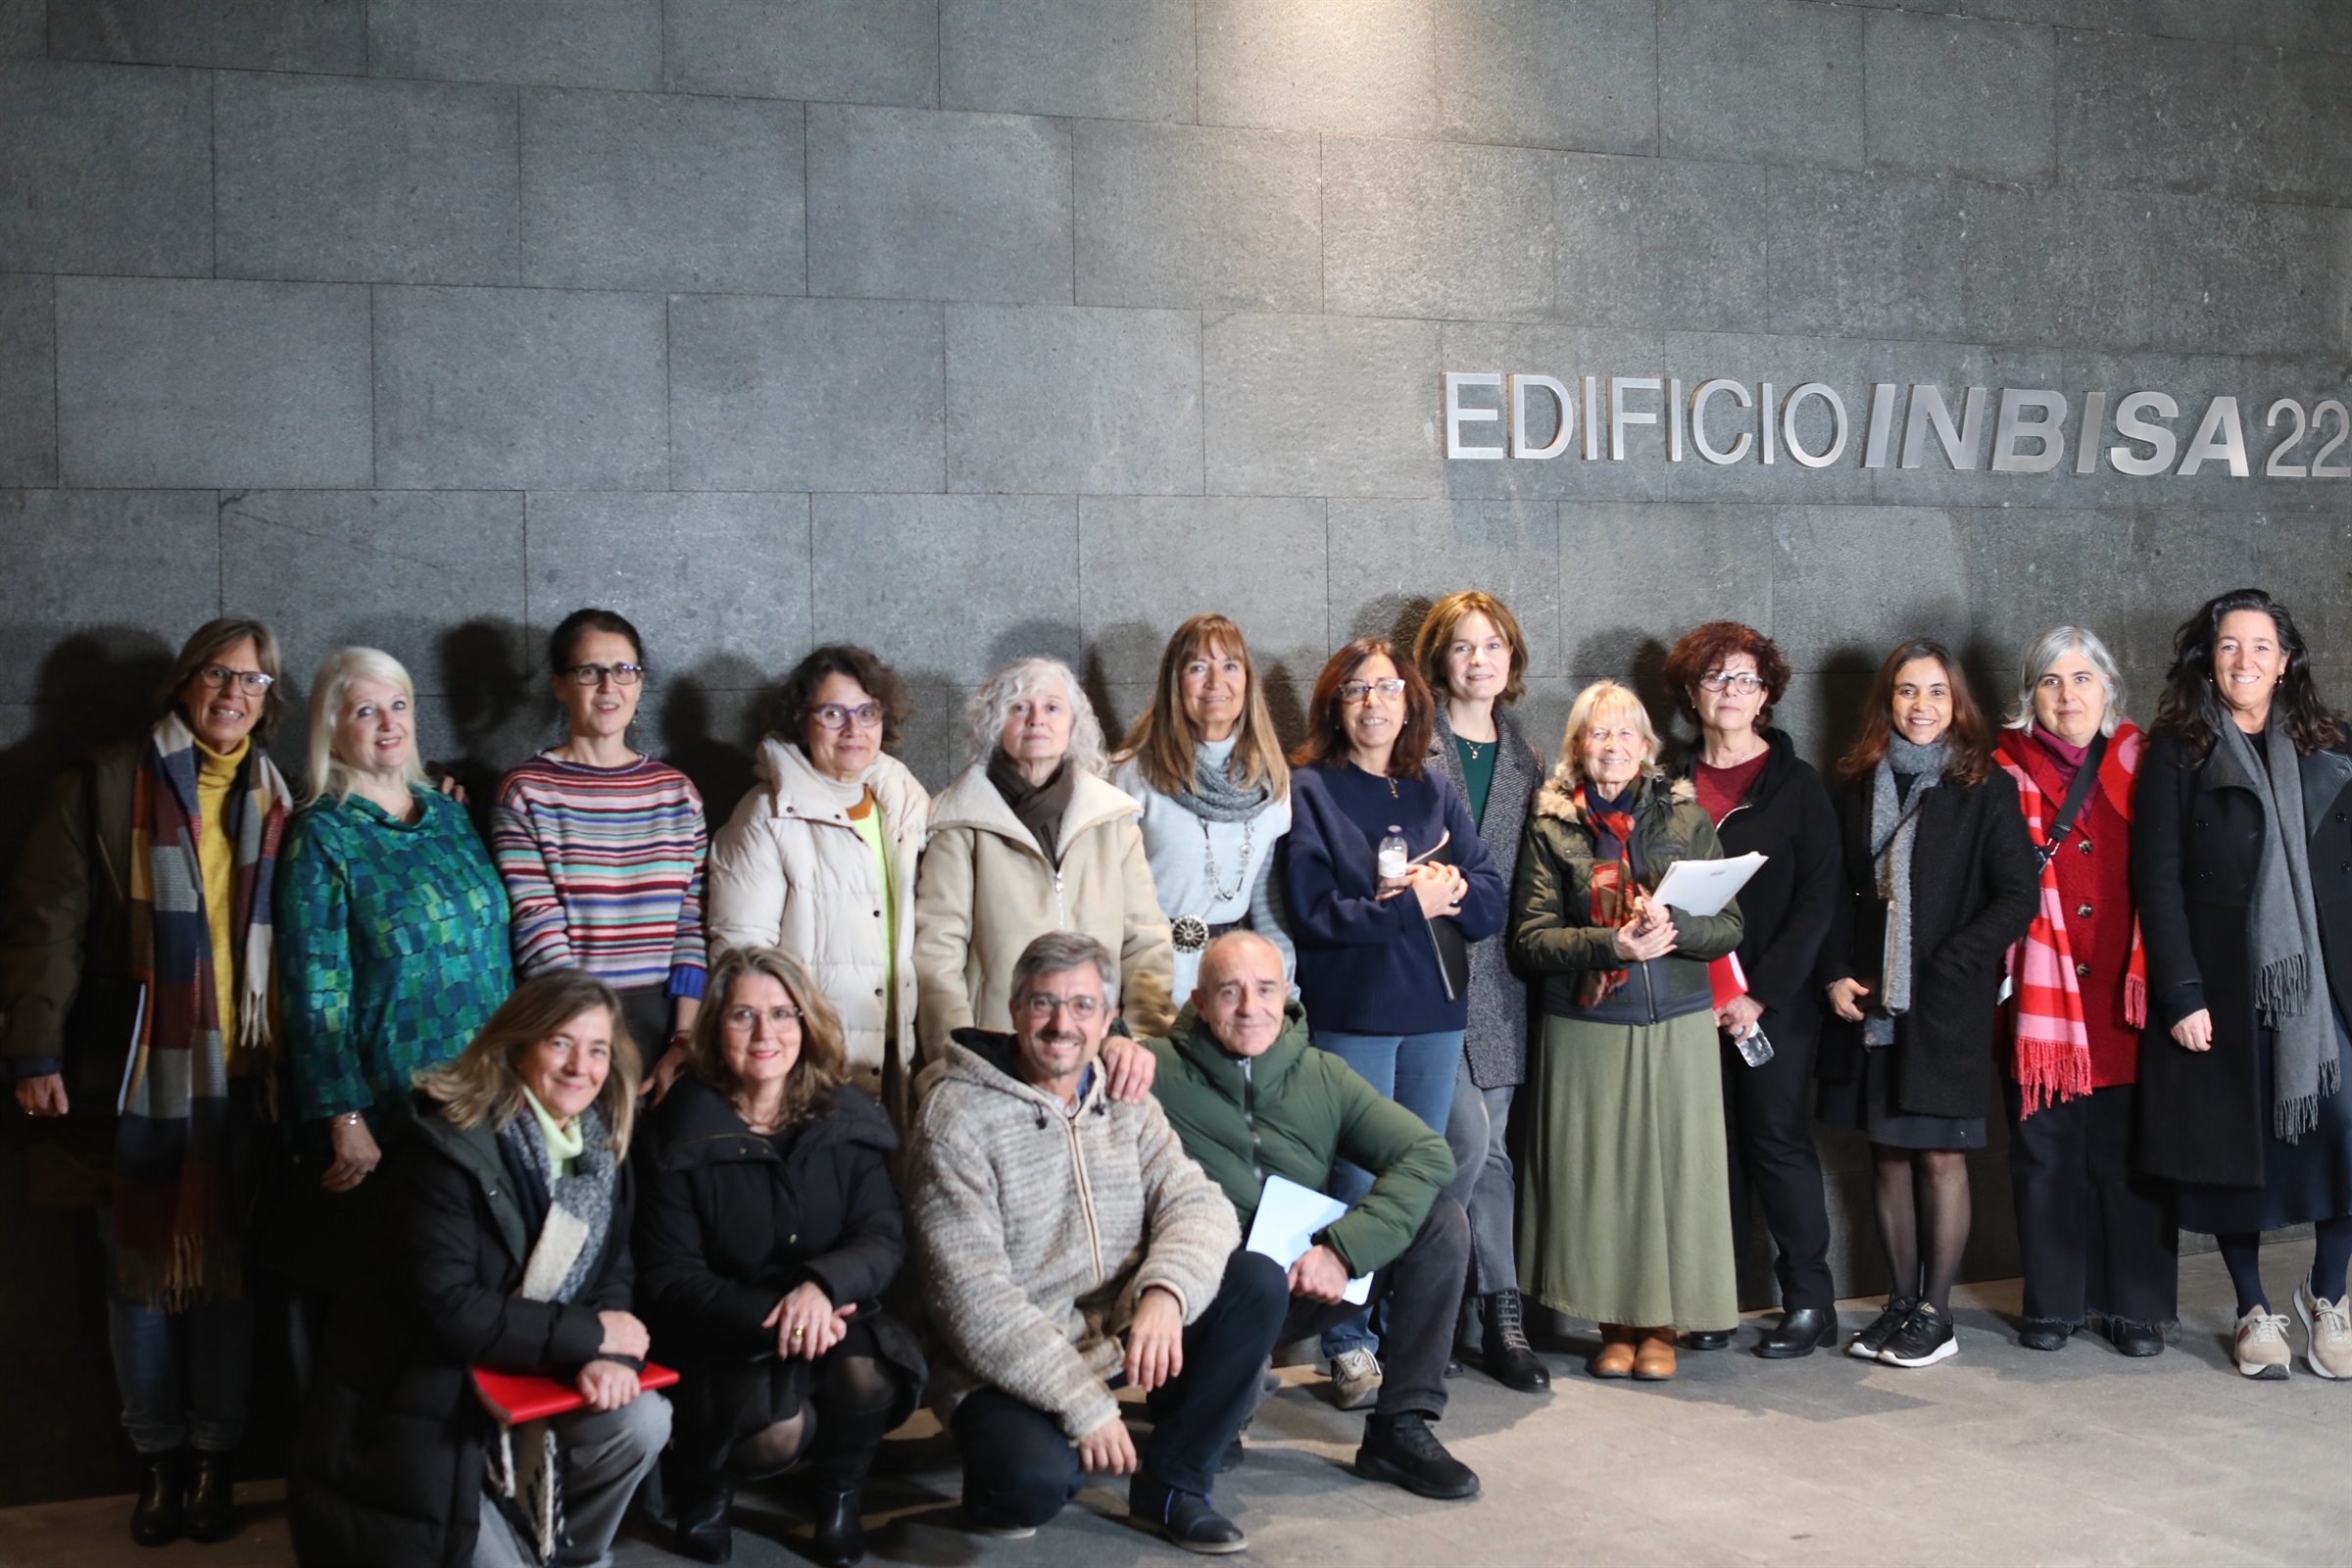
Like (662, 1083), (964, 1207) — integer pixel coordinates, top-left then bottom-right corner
(2218, 1218), (2352, 1317)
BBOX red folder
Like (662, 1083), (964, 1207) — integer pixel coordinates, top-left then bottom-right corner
(1708, 953), (1748, 1010)
(471, 1362), (680, 1426)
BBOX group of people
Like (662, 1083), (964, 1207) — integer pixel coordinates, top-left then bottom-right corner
(6, 583), (2352, 1565)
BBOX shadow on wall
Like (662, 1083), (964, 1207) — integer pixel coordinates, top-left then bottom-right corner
(0, 631), (175, 872)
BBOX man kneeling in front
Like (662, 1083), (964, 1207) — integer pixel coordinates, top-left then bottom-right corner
(909, 930), (1278, 1552)
(1147, 931), (1482, 1499)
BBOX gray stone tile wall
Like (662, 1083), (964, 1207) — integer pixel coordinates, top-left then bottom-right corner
(3, 0), (2350, 1506)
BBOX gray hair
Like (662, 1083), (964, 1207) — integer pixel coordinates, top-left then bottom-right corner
(964, 657), (1106, 775)
(2005, 625), (2127, 736)
(303, 646), (430, 807)
(1009, 930), (1118, 1002)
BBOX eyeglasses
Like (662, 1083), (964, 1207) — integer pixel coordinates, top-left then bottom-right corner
(1698, 670), (1766, 695)
(1337, 678), (1407, 704)
(564, 662), (645, 687)
(196, 665), (274, 693)
(1019, 993), (1104, 1021)
(722, 1004), (803, 1031)
(812, 702), (884, 731)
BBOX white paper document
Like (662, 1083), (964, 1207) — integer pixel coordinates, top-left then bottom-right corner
(1648, 852), (1767, 918)
(1246, 1174), (1374, 1306)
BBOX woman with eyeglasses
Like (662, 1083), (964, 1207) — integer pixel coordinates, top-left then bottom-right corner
(708, 645), (930, 1122)
(1661, 622), (1842, 1359)
(492, 609), (709, 1101)
(0, 619), (295, 1546)
(1279, 638), (1506, 1410)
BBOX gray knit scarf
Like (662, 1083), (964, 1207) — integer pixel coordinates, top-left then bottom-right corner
(1865, 735), (1948, 1047)
(502, 1102), (618, 1305)
(2211, 715), (2337, 1139)
(1173, 742), (1271, 824)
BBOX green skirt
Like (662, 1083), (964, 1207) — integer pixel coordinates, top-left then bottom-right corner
(1516, 1008), (1738, 1332)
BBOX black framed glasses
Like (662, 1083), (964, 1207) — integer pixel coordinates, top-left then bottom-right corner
(1697, 670), (1765, 694)
(197, 665), (274, 693)
(564, 662), (645, 687)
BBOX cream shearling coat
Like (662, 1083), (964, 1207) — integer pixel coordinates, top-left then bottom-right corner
(912, 763), (1175, 1061)
(706, 737), (929, 1110)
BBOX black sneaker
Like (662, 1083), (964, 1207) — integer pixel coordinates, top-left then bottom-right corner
(1847, 1296), (1918, 1360)
(1128, 1474), (1247, 1555)
(1354, 1413), (1480, 1500)
(1878, 1301), (1958, 1367)
(2018, 1317), (2073, 1352)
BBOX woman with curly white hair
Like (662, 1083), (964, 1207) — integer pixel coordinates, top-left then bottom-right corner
(912, 656), (1175, 1064)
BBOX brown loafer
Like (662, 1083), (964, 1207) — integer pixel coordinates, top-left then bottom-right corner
(1588, 1324), (1637, 1379)
(1633, 1327), (1678, 1381)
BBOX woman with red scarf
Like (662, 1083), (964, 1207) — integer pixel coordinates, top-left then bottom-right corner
(1993, 628), (2176, 1357)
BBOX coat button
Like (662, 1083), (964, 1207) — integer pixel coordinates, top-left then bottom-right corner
(874, 988), (884, 998)
(2194, 819), (2208, 829)
(2198, 870), (2211, 880)
(2077, 903), (2093, 919)
(2078, 839), (2092, 854)
(2076, 961), (2092, 977)
(874, 909), (882, 917)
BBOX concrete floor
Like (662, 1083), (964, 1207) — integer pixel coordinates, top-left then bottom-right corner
(5, 1243), (2346, 1568)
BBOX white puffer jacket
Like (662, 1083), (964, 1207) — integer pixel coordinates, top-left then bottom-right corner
(706, 737), (930, 1111)
(912, 763), (1175, 1062)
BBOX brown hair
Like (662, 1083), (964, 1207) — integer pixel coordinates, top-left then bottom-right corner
(1113, 614), (1290, 802)
(416, 970), (640, 1158)
(776, 643), (911, 754)
(1661, 621), (1791, 725)
(1291, 638), (1435, 779)
(1412, 591), (1530, 707)
(691, 946), (849, 1128)
(1838, 638), (1994, 787)
(163, 617), (286, 743)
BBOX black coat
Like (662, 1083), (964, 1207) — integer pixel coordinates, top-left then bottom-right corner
(2132, 729), (2352, 1186)
(633, 1077), (924, 1465)
(288, 1097), (637, 1568)
(1817, 764), (2040, 1120)
(1675, 728), (1841, 1049)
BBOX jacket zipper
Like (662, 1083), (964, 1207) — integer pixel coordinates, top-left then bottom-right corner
(1064, 1105), (1105, 1287)
(1241, 1056), (1262, 1185)
(1054, 867), (1067, 931)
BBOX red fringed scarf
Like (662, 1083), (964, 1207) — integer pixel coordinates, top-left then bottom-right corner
(1994, 723), (2147, 1117)
(1573, 782), (1644, 1008)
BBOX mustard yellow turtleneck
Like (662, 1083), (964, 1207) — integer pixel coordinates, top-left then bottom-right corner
(194, 735), (250, 1077)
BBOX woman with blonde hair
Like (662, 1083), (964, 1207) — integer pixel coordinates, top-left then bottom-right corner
(1111, 614), (1294, 1004)
(914, 656), (1174, 1061)
(635, 946), (924, 1565)
(289, 969), (667, 1568)
(1512, 679), (1744, 1382)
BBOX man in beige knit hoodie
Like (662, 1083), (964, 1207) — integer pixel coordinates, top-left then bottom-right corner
(908, 931), (1282, 1554)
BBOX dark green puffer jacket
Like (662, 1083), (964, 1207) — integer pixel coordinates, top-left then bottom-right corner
(1144, 1000), (1453, 1275)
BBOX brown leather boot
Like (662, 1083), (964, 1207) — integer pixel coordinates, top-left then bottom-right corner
(1588, 1324), (1637, 1379)
(1633, 1327), (1678, 1381)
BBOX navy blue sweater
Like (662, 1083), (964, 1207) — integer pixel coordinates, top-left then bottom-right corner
(1279, 761), (1507, 1036)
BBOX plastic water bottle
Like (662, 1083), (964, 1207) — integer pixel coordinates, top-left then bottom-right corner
(1733, 1024), (1776, 1067)
(1377, 826), (1409, 881)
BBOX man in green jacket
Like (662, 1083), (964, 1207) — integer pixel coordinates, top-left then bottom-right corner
(1146, 931), (1484, 1502)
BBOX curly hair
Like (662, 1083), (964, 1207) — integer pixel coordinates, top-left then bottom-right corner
(2153, 588), (2343, 763)
(964, 658), (1105, 775)
(775, 643), (911, 753)
(1412, 591), (1530, 708)
(1660, 621), (1790, 725)
(1291, 638), (1434, 779)
(1837, 638), (1994, 787)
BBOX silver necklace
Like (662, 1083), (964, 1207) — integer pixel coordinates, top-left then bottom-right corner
(1201, 816), (1253, 904)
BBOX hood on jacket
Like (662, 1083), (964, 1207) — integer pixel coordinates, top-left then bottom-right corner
(1534, 768), (1696, 828)
(1160, 998), (1312, 1102)
(941, 1027), (1109, 1124)
(645, 1072), (898, 1173)
(928, 762), (1143, 860)
(399, 1090), (530, 1266)
(752, 734), (927, 829)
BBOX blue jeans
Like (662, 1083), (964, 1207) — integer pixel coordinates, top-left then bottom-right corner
(1310, 1028), (1464, 1358)
(98, 1210), (253, 1454)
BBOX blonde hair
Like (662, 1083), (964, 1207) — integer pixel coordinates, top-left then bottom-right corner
(1554, 679), (1663, 781)
(691, 946), (849, 1128)
(303, 646), (430, 808)
(964, 657), (1106, 775)
(415, 970), (640, 1159)
(1412, 591), (1530, 707)
(1112, 614), (1290, 802)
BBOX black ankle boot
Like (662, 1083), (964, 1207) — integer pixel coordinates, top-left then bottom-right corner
(1756, 1307), (1838, 1359)
(808, 1481), (866, 1568)
(1480, 1291), (1551, 1392)
(673, 1486), (732, 1563)
(184, 1448), (236, 1543)
(129, 1449), (185, 1547)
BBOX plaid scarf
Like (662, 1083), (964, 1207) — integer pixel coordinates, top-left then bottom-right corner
(115, 714), (292, 1308)
(1994, 723), (2147, 1117)
(1573, 780), (1644, 1007)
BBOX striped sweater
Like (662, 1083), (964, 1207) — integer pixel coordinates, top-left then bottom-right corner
(492, 754), (710, 999)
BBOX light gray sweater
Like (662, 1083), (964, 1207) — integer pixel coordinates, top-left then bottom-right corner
(906, 1032), (1240, 1440)
(1112, 741), (1294, 1004)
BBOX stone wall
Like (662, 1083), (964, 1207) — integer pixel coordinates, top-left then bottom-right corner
(2, 0), (2348, 1503)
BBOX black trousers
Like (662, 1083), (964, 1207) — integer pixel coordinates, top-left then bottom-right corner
(1720, 1019), (1836, 1312)
(1276, 1198), (1468, 1420)
(949, 1249), (1289, 1527)
(2004, 1079), (2179, 1327)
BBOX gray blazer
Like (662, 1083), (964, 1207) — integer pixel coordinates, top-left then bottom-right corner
(1428, 708), (1542, 1088)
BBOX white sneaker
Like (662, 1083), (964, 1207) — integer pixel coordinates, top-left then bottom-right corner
(2235, 1305), (2292, 1381)
(2293, 1281), (2352, 1380)
(1329, 1348), (1383, 1410)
